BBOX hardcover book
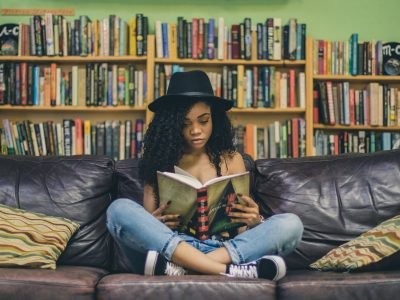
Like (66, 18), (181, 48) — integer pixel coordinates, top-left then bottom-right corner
(0, 23), (19, 55)
(382, 42), (400, 75)
(157, 166), (249, 240)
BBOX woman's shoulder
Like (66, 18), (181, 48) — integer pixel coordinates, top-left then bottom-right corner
(221, 151), (246, 175)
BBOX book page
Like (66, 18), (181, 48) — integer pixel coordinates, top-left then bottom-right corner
(157, 171), (203, 189)
(174, 165), (195, 178)
(204, 171), (249, 186)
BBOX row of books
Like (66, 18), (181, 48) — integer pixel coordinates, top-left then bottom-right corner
(244, 66), (306, 108)
(0, 62), (146, 107)
(1, 14), (148, 57)
(314, 81), (400, 126)
(155, 17), (306, 60)
(314, 130), (400, 156)
(313, 35), (390, 75)
(154, 64), (305, 109)
(235, 118), (306, 159)
(0, 119), (145, 161)
(154, 64), (238, 106)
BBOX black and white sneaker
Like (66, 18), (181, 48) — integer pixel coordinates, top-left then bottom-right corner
(224, 255), (286, 280)
(144, 250), (187, 276)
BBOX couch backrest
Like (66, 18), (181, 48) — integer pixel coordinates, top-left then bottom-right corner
(111, 158), (145, 273)
(0, 155), (115, 270)
(254, 150), (400, 270)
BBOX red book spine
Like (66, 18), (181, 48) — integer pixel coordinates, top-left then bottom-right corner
(231, 25), (240, 59)
(198, 18), (204, 59)
(289, 69), (295, 107)
(20, 62), (28, 105)
(196, 187), (209, 241)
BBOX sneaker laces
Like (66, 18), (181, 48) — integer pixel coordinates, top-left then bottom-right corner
(227, 264), (258, 278)
(164, 262), (187, 276)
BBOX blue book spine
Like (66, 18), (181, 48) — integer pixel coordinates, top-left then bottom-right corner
(33, 66), (40, 106)
(296, 24), (302, 60)
(262, 66), (267, 107)
(370, 132), (376, 152)
(208, 19), (215, 59)
(162, 23), (169, 58)
(108, 70), (113, 106)
(351, 33), (358, 75)
(382, 132), (391, 150)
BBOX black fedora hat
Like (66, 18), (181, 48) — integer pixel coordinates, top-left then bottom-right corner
(148, 70), (233, 112)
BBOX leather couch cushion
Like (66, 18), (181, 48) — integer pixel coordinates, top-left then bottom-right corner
(254, 150), (400, 269)
(0, 156), (115, 269)
(97, 274), (276, 300)
(0, 266), (108, 300)
(278, 270), (400, 300)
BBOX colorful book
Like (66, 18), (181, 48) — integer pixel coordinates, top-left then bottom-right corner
(157, 167), (249, 239)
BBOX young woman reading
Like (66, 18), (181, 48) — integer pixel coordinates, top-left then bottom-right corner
(106, 70), (303, 280)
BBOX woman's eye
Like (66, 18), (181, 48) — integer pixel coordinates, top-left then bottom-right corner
(200, 120), (209, 124)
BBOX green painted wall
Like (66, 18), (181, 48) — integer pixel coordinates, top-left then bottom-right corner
(1, 0), (399, 41)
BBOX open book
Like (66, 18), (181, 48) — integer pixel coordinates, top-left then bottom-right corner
(157, 166), (250, 239)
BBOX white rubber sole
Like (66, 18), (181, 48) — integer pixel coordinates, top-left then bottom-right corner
(144, 250), (159, 276)
(263, 255), (287, 281)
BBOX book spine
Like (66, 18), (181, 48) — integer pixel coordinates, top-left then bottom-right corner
(196, 187), (209, 241)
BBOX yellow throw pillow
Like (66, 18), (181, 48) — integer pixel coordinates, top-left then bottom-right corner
(310, 215), (400, 271)
(0, 204), (80, 270)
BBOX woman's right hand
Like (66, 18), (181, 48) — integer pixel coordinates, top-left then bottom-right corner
(152, 201), (181, 230)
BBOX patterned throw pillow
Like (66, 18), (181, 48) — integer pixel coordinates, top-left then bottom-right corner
(310, 215), (400, 271)
(0, 204), (80, 270)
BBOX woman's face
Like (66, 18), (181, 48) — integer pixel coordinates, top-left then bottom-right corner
(182, 101), (213, 153)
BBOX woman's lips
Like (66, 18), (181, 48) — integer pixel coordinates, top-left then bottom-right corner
(191, 139), (204, 144)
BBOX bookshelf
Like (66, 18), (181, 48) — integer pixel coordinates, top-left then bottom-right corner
(311, 38), (400, 155)
(0, 14), (315, 160)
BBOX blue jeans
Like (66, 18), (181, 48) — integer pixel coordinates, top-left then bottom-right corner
(107, 198), (303, 268)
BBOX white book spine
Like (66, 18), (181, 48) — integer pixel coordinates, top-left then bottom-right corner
(72, 66), (79, 106)
(39, 123), (47, 156)
(56, 67), (61, 106)
(112, 64), (118, 106)
(120, 123), (125, 160)
(217, 17), (225, 60)
(138, 70), (143, 106)
(57, 123), (64, 156)
(155, 20), (163, 58)
(45, 13), (54, 56)
(273, 18), (281, 60)
(29, 123), (40, 156)
(299, 72), (306, 108)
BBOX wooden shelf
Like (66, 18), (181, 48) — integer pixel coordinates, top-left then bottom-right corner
(313, 75), (400, 82)
(0, 56), (147, 62)
(230, 107), (306, 113)
(155, 58), (306, 66)
(314, 124), (400, 131)
(0, 105), (147, 112)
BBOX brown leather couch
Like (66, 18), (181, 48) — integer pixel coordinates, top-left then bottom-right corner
(0, 150), (399, 300)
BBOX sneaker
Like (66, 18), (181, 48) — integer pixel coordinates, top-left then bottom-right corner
(144, 250), (187, 276)
(224, 255), (286, 281)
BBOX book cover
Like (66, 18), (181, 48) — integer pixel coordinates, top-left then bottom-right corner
(382, 42), (400, 75)
(0, 23), (19, 55)
(157, 167), (249, 239)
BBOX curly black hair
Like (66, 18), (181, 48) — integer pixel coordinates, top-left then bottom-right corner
(139, 99), (236, 195)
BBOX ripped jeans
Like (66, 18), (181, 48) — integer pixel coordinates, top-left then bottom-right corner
(106, 198), (303, 271)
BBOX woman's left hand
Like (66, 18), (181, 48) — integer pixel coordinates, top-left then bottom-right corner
(228, 194), (262, 229)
